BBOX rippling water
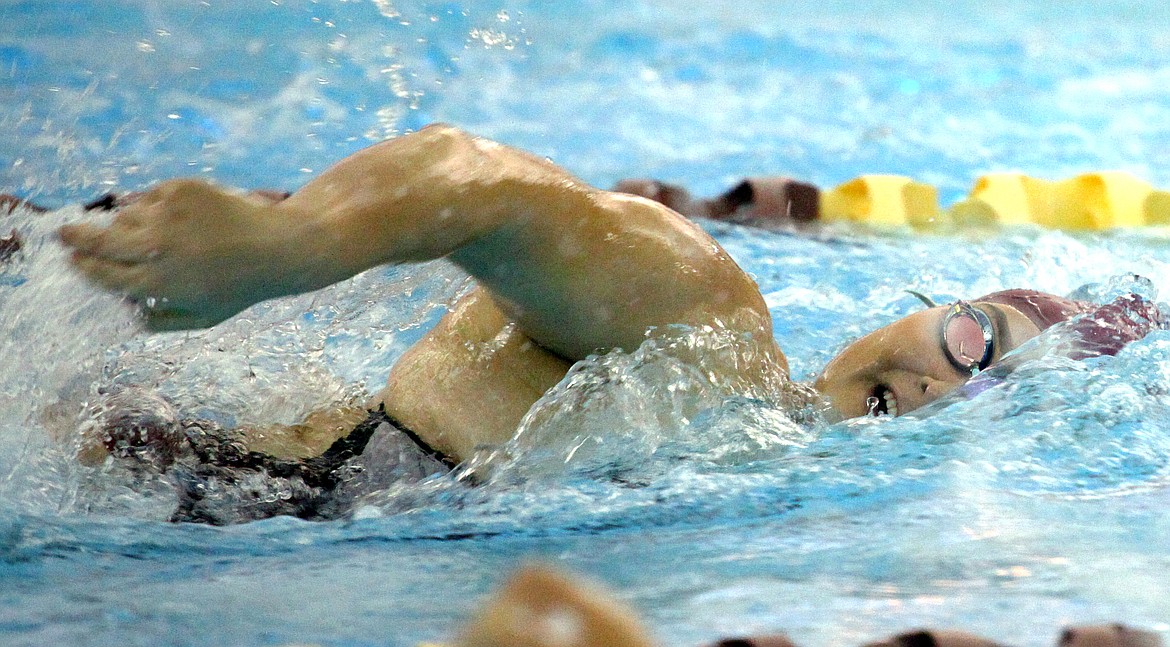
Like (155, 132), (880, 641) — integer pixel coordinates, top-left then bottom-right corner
(4, 2), (1170, 646)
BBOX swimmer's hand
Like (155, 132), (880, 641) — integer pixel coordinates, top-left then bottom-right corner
(59, 179), (307, 331)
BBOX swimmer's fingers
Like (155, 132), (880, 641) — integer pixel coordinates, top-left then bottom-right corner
(58, 223), (109, 255)
(60, 212), (160, 264)
(69, 253), (157, 296)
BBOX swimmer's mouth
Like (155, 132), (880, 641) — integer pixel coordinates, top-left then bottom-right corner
(868, 384), (899, 417)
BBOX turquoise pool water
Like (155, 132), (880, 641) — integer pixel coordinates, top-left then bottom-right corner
(4, 1), (1170, 646)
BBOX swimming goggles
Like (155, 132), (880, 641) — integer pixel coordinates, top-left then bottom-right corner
(941, 301), (995, 375)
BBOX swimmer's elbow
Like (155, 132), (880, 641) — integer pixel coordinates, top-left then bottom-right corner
(413, 122), (469, 145)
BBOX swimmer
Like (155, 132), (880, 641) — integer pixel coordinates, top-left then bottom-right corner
(612, 176), (820, 223)
(54, 125), (1164, 522)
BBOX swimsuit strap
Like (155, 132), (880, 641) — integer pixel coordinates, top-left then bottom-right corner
(360, 404), (459, 470)
(169, 408), (458, 524)
(181, 405), (456, 492)
(300, 404), (458, 473)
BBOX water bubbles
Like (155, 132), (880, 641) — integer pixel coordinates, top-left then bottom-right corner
(371, 0), (399, 20)
(467, 28), (516, 49)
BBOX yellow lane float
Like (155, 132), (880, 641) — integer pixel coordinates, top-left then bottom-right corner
(820, 175), (941, 227)
(820, 171), (1170, 230)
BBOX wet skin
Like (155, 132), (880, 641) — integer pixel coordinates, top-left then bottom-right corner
(57, 125), (1049, 467)
(59, 126), (782, 462)
(815, 302), (1042, 419)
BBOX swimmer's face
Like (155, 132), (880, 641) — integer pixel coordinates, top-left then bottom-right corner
(814, 302), (1042, 419)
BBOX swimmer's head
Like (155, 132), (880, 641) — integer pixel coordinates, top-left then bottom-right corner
(814, 289), (1091, 419)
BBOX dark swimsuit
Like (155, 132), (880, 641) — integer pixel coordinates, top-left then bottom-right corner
(169, 406), (455, 524)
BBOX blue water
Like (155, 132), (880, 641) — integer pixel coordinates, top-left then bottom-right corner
(4, 1), (1170, 646)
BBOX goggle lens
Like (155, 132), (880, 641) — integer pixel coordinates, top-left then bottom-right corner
(941, 302), (994, 373)
(945, 315), (985, 366)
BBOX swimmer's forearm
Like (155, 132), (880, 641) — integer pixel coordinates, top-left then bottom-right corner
(275, 125), (592, 289)
(58, 125), (607, 331)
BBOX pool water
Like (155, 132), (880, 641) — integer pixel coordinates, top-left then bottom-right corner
(4, 1), (1170, 646)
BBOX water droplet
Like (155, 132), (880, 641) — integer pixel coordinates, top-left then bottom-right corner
(372, 0), (400, 19)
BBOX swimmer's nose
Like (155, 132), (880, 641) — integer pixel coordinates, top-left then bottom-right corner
(920, 374), (965, 403)
(919, 375), (942, 399)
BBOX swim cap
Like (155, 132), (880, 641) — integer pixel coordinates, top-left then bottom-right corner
(977, 289), (1164, 359)
(973, 288), (1094, 331)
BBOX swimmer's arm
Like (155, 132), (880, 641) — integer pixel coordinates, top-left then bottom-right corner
(59, 125), (600, 330)
(57, 125), (559, 327)
(281, 126), (779, 360)
(60, 125), (780, 370)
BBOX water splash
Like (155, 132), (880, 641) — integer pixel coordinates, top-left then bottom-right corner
(6, 1), (1170, 643)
